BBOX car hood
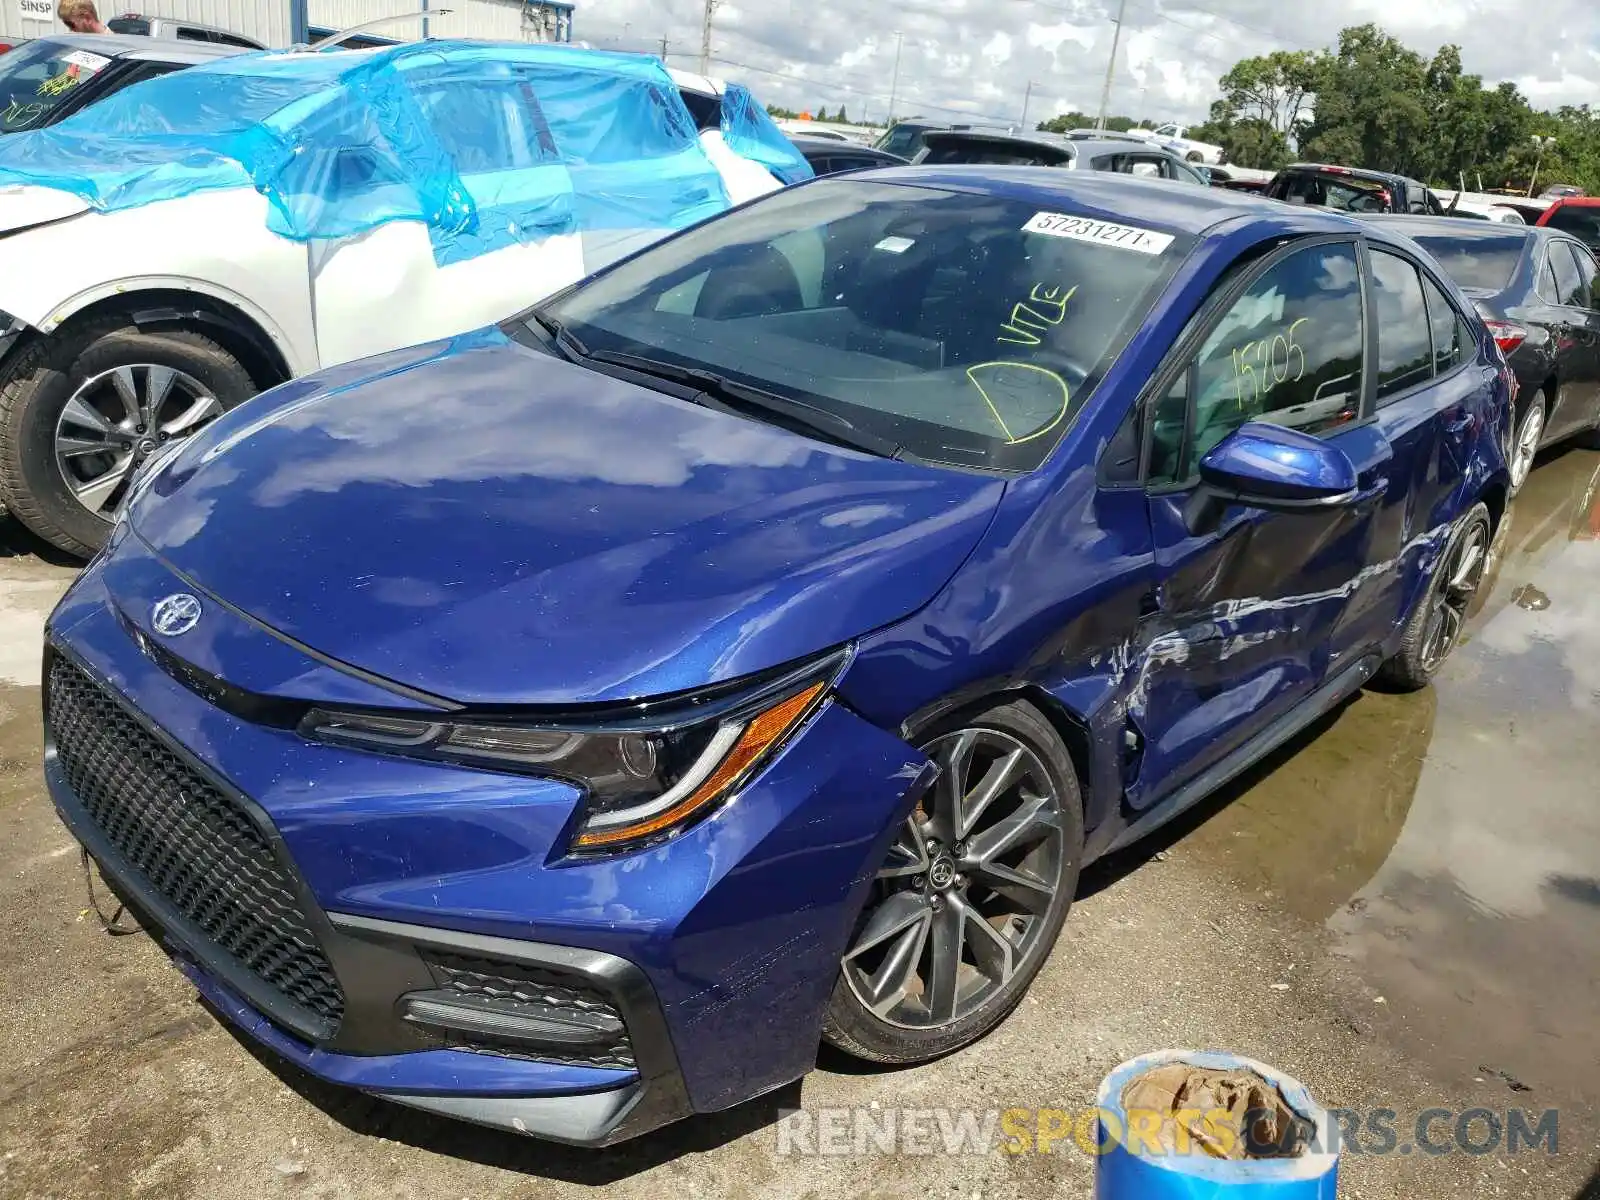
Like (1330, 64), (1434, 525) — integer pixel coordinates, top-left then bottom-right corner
(130, 330), (1006, 706)
(0, 184), (90, 236)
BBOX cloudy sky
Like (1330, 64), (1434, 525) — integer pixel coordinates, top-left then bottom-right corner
(563, 0), (1600, 128)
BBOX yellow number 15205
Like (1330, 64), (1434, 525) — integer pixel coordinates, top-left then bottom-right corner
(1231, 318), (1309, 411)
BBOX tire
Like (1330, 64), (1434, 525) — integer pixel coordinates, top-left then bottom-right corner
(1507, 390), (1547, 497)
(1377, 502), (1492, 692)
(0, 318), (257, 558)
(822, 699), (1085, 1064)
(1186, 150), (1204, 163)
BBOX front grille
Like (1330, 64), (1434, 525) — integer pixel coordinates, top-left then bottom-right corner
(47, 654), (346, 1030)
(423, 951), (635, 1070)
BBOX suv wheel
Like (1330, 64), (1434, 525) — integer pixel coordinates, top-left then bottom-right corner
(822, 700), (1083, 1064)
(0, 318), (256, 558)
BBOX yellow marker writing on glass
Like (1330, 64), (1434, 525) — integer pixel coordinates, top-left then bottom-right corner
(965, 361), (1072, 445)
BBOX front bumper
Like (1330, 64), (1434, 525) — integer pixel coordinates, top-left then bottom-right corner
(44, 541), (933, 1142)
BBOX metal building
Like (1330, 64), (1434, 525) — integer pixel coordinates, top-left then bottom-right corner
(0, 0), (574, 49)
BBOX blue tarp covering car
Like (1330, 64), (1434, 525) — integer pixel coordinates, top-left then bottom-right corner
(0, 40), (812, 265)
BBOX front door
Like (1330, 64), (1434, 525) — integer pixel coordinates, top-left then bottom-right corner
(1131, 239), (1382, 809)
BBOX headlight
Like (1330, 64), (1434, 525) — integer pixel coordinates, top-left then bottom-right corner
(299, 653), (843, 853)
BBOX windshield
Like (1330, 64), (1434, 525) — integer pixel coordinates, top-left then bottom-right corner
(0, 40), (110, 133)
(1408, 232), (1528, 292)
(540, 178), (1188, 471)
(876, 122), (934, 159)
(1281, 172), (1389, 213)
(1545, 205), (1600, 249)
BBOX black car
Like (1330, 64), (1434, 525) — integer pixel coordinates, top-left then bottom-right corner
(1370, 215), (1600, 492)
(789, 135), (906, 176)
(1267, 163), (1445, 216)
(0, 33), (239, 135)
(913, 129), (1210, 186)
(873, 116), (1014, 159)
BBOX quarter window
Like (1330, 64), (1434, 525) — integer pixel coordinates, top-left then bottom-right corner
(1370, 250), (1434, 401)
(1162, 241), (1365, 481)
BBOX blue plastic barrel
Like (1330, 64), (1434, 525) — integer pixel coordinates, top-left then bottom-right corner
(1095, 1050), (1338, 1199)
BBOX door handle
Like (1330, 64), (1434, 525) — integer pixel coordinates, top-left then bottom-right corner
(1444, 409), (1473, 435)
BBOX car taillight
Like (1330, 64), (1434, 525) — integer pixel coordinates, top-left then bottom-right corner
(1482, 319), (1527, 355)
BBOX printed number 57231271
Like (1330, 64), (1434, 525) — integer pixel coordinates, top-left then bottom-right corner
(1231, 318), (1309, 412)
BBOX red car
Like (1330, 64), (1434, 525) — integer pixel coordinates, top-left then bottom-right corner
(1537, 197), (1600, 255)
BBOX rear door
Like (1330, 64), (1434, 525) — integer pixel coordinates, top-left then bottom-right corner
(1132, 238), (1385, 808)
(1543, 239), (1600, 436)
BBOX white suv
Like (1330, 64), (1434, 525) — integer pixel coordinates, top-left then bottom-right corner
(0, 44), (801, 555)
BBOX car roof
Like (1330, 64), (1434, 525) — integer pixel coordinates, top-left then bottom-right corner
(1284, 162), (1413, 185)
(789, 135), (899, 157)
(856, 165), (1360, 238)
(28, 32), (240, 62)
(1363, 215), (1539, 241)
(1548, 196), (1600, 207)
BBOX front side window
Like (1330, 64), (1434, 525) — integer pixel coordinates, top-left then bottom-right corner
(1165, 241), (1365, 479)
(542, 180), (1190, 472)
(1370, 250), (1434, 402)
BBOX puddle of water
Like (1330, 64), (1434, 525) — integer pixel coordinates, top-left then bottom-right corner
(1184, 450), (1600, 1104)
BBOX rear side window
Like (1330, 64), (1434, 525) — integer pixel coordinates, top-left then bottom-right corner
(1549, 241), (1587, 307)
(1161, 241), (1365, 479)
(107, 16), (150, 33)
(1420, 273), (1466, 373)
(1409, 232), (1527, 291)
(1369, 250), (1434, 401)
(878, 123), (930, 159)
(1558, 241), (1597, 309)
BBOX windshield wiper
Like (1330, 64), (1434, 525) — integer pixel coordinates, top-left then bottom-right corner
(527, 311), (589, 361)
(581, 348), (906, 460)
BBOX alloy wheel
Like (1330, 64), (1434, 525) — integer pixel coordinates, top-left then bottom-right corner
(1420, 516), (1490, 673)
(840, 728), (1068, 1030)
(54, 364), (222, 518)
(1510, 402), (1545, 493)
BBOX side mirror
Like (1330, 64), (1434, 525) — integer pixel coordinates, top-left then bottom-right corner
(1184, 421), (1360, 536)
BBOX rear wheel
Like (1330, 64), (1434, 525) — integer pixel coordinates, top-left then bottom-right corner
(1377, 503), (1492, 691)
(822, 700), (1083, 1064)
(0, 318), (256, 558)
(1508, 391), (1547, 496)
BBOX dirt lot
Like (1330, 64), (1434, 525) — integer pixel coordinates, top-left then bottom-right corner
(3, 452), (1600, 1199)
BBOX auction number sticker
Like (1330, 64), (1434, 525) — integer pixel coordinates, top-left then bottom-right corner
(1022, 212), (1174, 256)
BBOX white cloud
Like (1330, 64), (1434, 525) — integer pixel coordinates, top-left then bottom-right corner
(571, 0), (1600, 128)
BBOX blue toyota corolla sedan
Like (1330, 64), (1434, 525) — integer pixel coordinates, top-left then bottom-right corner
(43, 170), (1513, 1145)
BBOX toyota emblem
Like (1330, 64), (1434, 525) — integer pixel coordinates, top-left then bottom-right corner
(151, 593), (203, 637)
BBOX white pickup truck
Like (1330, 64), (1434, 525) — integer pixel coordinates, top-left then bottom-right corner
(1127, 123), (1225, 165)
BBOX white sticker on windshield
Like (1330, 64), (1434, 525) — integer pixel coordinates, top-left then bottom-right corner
(874, 235), (915, 254)
(1022, 212), (1173, 255)
(61, 50), (111, 71)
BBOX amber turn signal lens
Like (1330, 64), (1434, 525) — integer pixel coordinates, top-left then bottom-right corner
(574, 681), (827, 849)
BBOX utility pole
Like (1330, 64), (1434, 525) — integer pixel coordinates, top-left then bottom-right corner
(1019, 80), (1034, 131)
(659, 33), (668, 60)
(699, 0), (718, 76)
(887, 31), (904, 125)
(1095, 0), (1127, 131)
(1528, 135), (1556, 198)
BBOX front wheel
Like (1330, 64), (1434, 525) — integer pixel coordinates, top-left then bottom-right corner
(0, 318), (257, 558)
(822, 700), (1083, 1064)
(1377, 503), (1492, 691)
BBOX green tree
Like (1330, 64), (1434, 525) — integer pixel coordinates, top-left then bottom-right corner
(836, 105), (850, 124)
(1213, 49), (1320, 140)
(1299, 24), (1431, 176)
